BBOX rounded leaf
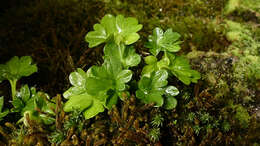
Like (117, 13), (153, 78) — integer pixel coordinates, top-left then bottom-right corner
(84, 99), (104, 119)
(117, 70), (132, 83)
(152, 70), (168, 88)
(124, 33), (140, 45)
(147, 92), (164, 107)
(69, 71), (85, 87)
(165, 86), (179, 96)
(164, 96), (177, 110)
(144, 56), (157, 65)
(64, 94), (92, 112)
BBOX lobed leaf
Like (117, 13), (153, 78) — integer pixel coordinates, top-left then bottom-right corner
(84, 98), (105, 119)
(136, 70), (168, 107)
(63, 68), (88, 99)
(85, 14), (142, 47)
(104, 42), (141, 69)
(145, 27), (181, 56)
(169, 56), (201, 85)
(64, 93), (94, 112)
(0, 56), (37, 82)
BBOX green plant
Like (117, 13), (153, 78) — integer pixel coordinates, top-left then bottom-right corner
(49, 130), (66, 145)
(143, 27), (201, 85)
(63, 109), (85, 131)
(136, 70), (179, 109)
(151, 114), (164, 127)
(222, 120), (231, 132)
(63, 14), (200, 119)
(12, 84), (55, 126)
(148, 128), (160, 142)
(0, 56), (37, 99)
(0, 96), (9, 121)
(232, 104), (250, 128)
(85, 14), (143, 47)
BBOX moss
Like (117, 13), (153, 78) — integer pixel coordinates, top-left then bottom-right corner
(224, 0), (260, 15)
(224, 0), (240, 15)
(232, 104), (251, 128)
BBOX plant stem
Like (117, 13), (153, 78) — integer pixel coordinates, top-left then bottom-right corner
(9, 79), (17, 100)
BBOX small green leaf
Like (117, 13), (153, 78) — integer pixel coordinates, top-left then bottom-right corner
(63, 87), (86, 100)
(145, 27), (164, 56)
(64, 92), (105, 119)
(165, 86), (179, 96)
(106, 91), (118, 109)
(85, 14), (142, 47)
(152, 70), (168, 88)
(64, 94), (93, 112)
(18, 84), (30, 102)
(157, 53), (172, 69)
(116, 70), (132, 91)
(141, 63), (157, 77)
(0, 110), (9, 119)
(145, 27), (181, 56)
(85, 24), (108, 48)
(123, 46), (141, 68)
(86, 58), (132, 96)
(63, 68), (88, 99)
(115, 15), (143, 45)
(169, 56), (201, 85)
(12, 98), (24, 112)
(136, 70), (168, 107)
(124, 33), (140, 45)
(86, 65), (114, 96)
(21, 98), (35, 115)
(144, 56), (157, 64)
(142, 53), (173, 77)
(84, 99), (105, 119)
(104, 43), (140, 69)
(86, 76), (113, 95)
(1, 56), (37, 81)
(69, 68), (87, 87)
(163, 96), (177, 110)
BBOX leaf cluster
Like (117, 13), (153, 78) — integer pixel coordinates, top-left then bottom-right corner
(64, 14), (142, 119)
(64, 14), (201, 119)
(143, 27), (201, 85)
(137, 27), (200, 108)
(12, 85), (55, 125)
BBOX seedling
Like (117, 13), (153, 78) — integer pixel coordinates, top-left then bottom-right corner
(12, 84), (55, 126)
(0, 56), (37, 99)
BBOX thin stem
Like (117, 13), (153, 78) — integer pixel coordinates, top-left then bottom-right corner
(9, 79), (17, 100)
